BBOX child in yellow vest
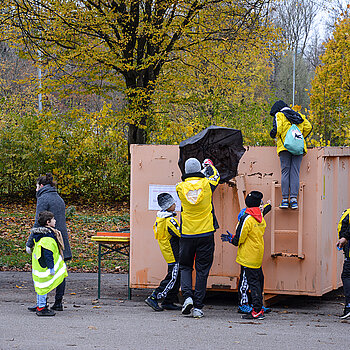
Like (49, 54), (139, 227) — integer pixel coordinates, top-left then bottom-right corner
(30, 211), (68, 316)
(145, 193), (181, 311)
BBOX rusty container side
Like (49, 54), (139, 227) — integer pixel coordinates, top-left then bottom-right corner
(130, 145), (350, 296)
(129, 145), (182, 289)
(318, 148), (350, 295)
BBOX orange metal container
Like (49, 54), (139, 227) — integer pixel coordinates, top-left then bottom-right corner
(130, 145), (350, 296)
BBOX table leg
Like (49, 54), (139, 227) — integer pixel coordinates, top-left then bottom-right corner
(128, 251), (131, 300)
(98, 243), (101, 299)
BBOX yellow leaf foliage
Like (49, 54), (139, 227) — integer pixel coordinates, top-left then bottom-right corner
(310, 15), (350, 146)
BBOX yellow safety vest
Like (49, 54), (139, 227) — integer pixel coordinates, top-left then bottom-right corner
(32, 236), (68, 295)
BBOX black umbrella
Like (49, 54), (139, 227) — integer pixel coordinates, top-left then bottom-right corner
(178, 125), (246, 183)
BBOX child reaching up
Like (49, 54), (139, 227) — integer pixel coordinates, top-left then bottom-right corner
(232, 200), (272, 315)
(221, 191), (271, 320)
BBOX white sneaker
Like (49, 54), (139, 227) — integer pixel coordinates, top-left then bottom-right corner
(193, 308), (204, 318)
(182, 297), (193, 315)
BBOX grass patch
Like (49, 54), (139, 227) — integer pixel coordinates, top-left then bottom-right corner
(0, 203), (130, 273)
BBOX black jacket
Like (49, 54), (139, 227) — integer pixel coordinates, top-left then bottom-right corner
(269, 100), (304, 139)
(31, 227), (58, 269)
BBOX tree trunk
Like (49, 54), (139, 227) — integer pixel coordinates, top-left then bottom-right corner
(124, 67), (159, 147)
(128, 123), (146, 145)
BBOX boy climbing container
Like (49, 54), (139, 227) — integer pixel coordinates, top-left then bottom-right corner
(130, 145), (350, 297)
(283, 124), (304, 155)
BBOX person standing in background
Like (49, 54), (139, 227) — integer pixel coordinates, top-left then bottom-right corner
(26, 173), (71, 311)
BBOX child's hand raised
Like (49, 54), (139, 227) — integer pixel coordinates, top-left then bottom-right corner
(221, 231), (233, 243)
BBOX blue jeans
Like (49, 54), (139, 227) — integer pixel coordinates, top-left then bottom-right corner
(279, 150), (303, 199)
(37, 293), (47, 308)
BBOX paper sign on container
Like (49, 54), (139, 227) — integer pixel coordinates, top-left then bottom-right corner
(148, 184), (181, 211)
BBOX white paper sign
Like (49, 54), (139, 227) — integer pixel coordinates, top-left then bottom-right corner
(148, 184), (181, 211)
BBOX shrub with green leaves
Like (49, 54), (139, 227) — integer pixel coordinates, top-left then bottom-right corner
(0, 102), (129, 202)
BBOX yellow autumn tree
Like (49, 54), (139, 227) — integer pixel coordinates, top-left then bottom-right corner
(149, 13), (282, 145)
(0, 0), (273, 146)
(310, 11), (350, 146)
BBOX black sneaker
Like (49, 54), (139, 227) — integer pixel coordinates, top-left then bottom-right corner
(340, 306), (350, 319)
(241, 309), (264, 320)
(51, 303), (63, 311)
(145, 296), (163, 311)
(36, 307), (56, 316)
(28, 305), (37, 312)
(28, 302), (49, 312)
(161, 303), (182, 311)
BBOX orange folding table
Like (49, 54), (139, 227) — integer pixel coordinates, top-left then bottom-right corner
(91, 230), (130, 299)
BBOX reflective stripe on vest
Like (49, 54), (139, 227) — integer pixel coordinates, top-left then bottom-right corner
(33, 263), (67, 289)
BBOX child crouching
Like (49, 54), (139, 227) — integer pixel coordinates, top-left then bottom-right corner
(30, 211), (68, 316)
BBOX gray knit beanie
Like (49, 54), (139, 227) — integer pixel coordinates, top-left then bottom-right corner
(185, 158), (201, 174)
(157, 193), (176, 211)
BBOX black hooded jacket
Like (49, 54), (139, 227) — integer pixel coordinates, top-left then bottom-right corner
(269, 100), (304, 139)
(31, 227), (58, 269)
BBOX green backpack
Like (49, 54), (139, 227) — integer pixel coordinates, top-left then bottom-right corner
(283, 124), (304, 155)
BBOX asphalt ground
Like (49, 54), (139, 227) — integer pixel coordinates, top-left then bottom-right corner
(0, 271), (349, 350)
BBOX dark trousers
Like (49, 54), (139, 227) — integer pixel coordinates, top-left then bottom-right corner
(279, 150), (303, 199)
(55, 279), (66, 303)
(241, 266), (264, 312)
(154, 262), (180, 304)
(179, 235), (215, 309)
(238, 266), (250, 306)
(341, 259), (350, 305)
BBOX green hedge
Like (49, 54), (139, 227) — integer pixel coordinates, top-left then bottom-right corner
(0, 103), (129, 202)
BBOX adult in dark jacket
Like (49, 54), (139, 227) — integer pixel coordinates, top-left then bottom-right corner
(26, 173), (71, 311)
(269, 100), (312, 210)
